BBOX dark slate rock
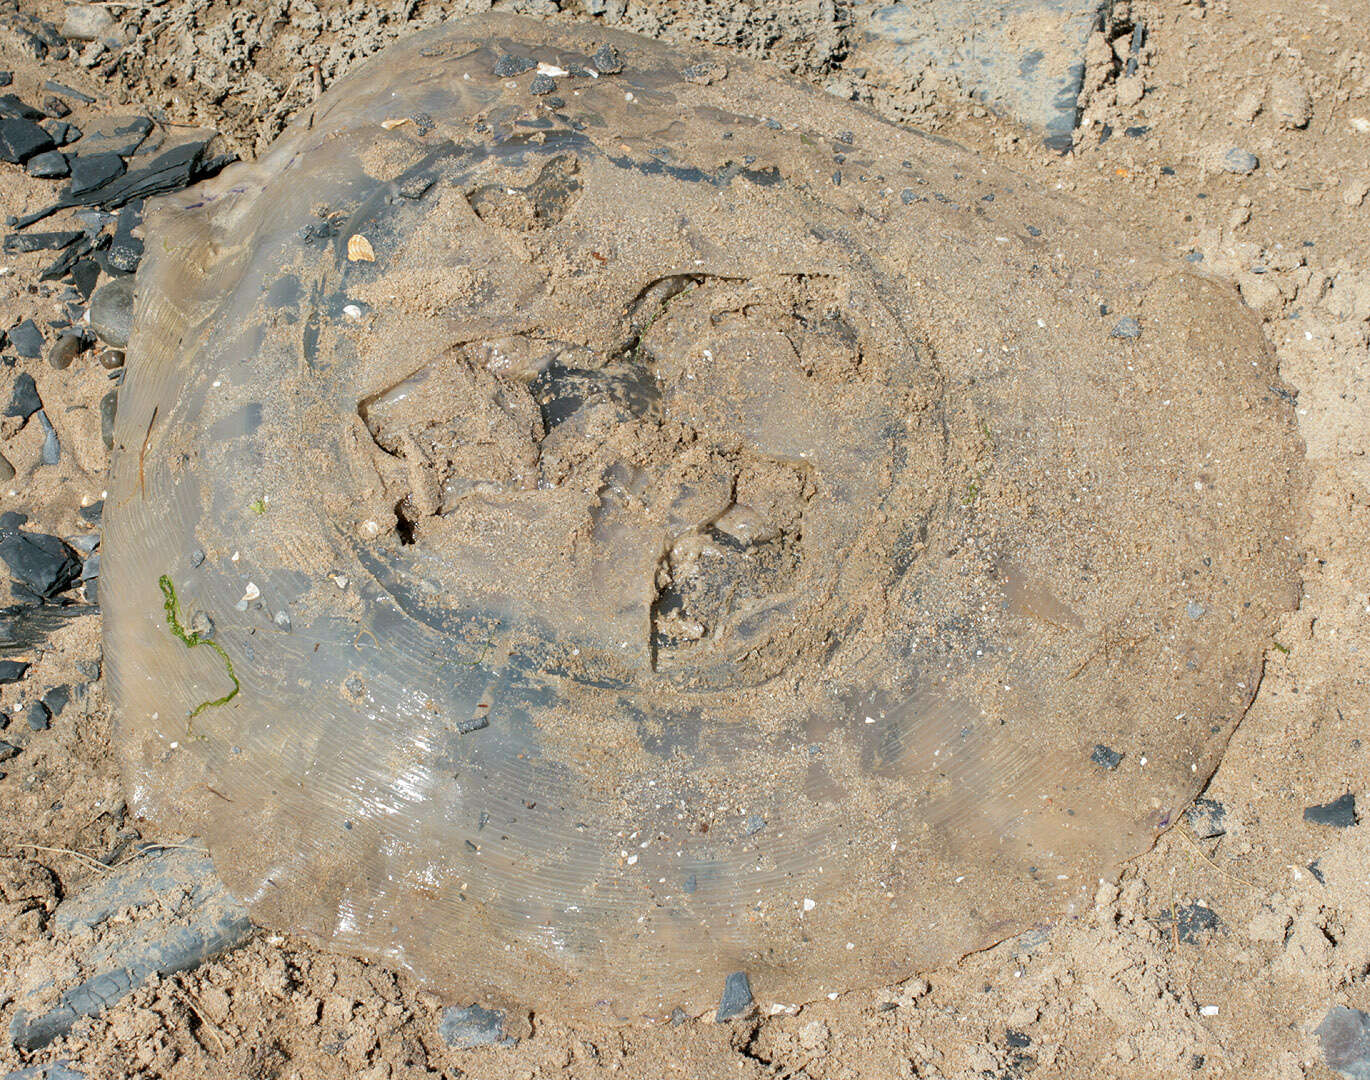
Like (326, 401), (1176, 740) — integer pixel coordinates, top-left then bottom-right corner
(1305, 793), (1358, 828)
(715, 971), (753, 1021)
(3, 1061), (87, 1080)
(89, 276), (133, 348)
(26, 701), (50, 731)
(5, 370), (42, 418)
(78, 500), (103, 525)
(0, 603), (98, 653)
(0, 522), (82, 596)
(25, 150), (68, 178)
(37, 410), (60, 466)
(0, 117), (55, 164)
(492, 54), (536, 77)
(70, 259), (99, 300)
(593, 43), (623, 74)
(43, 120), (79, 146)
(438, 1004), (517, 1049)
(0, 73), (10, 88)
(3, 230), (81, 254)
(0, 95), (45, 121)
(0, 659), (28, 684)
(1091, 744), (1123, 770)
(41, 685), (71, 718)
(0, 451), (12, 483)
(7, 319), (43, 358)
(39, 233), (101, 282)
(9, 847), (254, 1052)
(42, 97), (71, 119)
(1174, 902), (1221, 943)
(1317, 1006), (1370, 1080)
(1184, 797), (1226, 839)
(107, 206), (142, 272)
(66, 152), (125, 198)
(43, 80), (94, 105)
(530, 73), (556, 95)
(1110, 316), (1142, 340)
(0, 740), (18, 763)
(67, 116), (152, 159)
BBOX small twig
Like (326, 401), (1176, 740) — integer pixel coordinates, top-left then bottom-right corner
(14, 843), (111, 874)
(1173, 826), (1259, 891)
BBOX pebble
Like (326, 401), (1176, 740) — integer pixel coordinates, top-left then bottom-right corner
(715, 971), (753, 1021)
(1184, 797), (1226, 839)
(88, 276), (133, 347)
(47, 331), (86, 370)
(1091, 744), (1123, 770)
(529, 73), (557, 95)
(43, 97), (71, 119)
(42, 684), (71, 718)
(1304, 793), (1357, 828)
(1110, 316), (1142, 340)
(99, 389), (117, 450)
(97, 347), (124, 370)
(438, 1004), (517, 1049)
(493, 54), (536, 78)
(1222, 148), (1259, 175)
(1270, 77), (1313, 129)
(1317, 1006), (1370, 1080)
(26, 701), (50, 731)
(1173, 902), (1221, 942)
(25, 149), (68, 178)
(0, 72), (10, 88)
(7, 319), (44, 358)
(593, 43), (624, 74)
(60, 4), (115, 43)
(0, 659), (29, 684)
(0, 116), (55, 164)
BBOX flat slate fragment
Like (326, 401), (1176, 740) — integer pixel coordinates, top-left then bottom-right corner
(8, 847), (253, 1052)
(0, 522), (82, 597)
(1305, 793), (1357, 828)
(716, 971), (754, 1021)
(1318, 1006), (1370, 1080)
(0, 95), (45, 121)
(0, 117), (55, 164)
(7, 319), (44, 359)
(66, 151), (126, 197)
(439, 1004), (517, 1049)
(5, 370), (42, 417)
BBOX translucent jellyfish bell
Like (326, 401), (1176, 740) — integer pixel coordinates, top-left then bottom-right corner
(103, 14), (1300, 1019)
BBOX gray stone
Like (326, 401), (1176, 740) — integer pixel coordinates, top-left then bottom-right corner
(66, 151), (125, 197)
(438, 1004), (517, 1049)
(89, 276), (133, 348)
(4, 1062), (86, 1080)
(1091, 744), (1123, 770)
(1222, 148), (1259, 175)
(67, 116), (152, 159)
(60, 4), (116, 43)
(47, 331), (85, 370)
(8, 847), (252, 1052)
(1110, 316), (1142, 339)
(1318, 1006), (1370, 1080)
(860, 0), (1106, 151)
(1184, 797), (1226, 839)
(715, 970), (753, 1021)
(1305, 793), (1357, 829)
(25, 150), (68, 178)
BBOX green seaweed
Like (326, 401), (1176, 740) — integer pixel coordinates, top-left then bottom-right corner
(158, 574), (240, 736)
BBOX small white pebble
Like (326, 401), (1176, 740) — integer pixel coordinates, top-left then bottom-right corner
(343, 304), (363, 321)
(1200, 1004), (1219, 1017)
(537, 62), (568, 77)
(803, 898), (816, 912)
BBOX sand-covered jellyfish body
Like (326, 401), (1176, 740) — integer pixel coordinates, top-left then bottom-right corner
(102, 14), (1301, 1019)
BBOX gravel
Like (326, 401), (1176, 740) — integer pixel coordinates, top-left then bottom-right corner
(1091, 744), (1123, 770)
(1222, 148), (1259, 175)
